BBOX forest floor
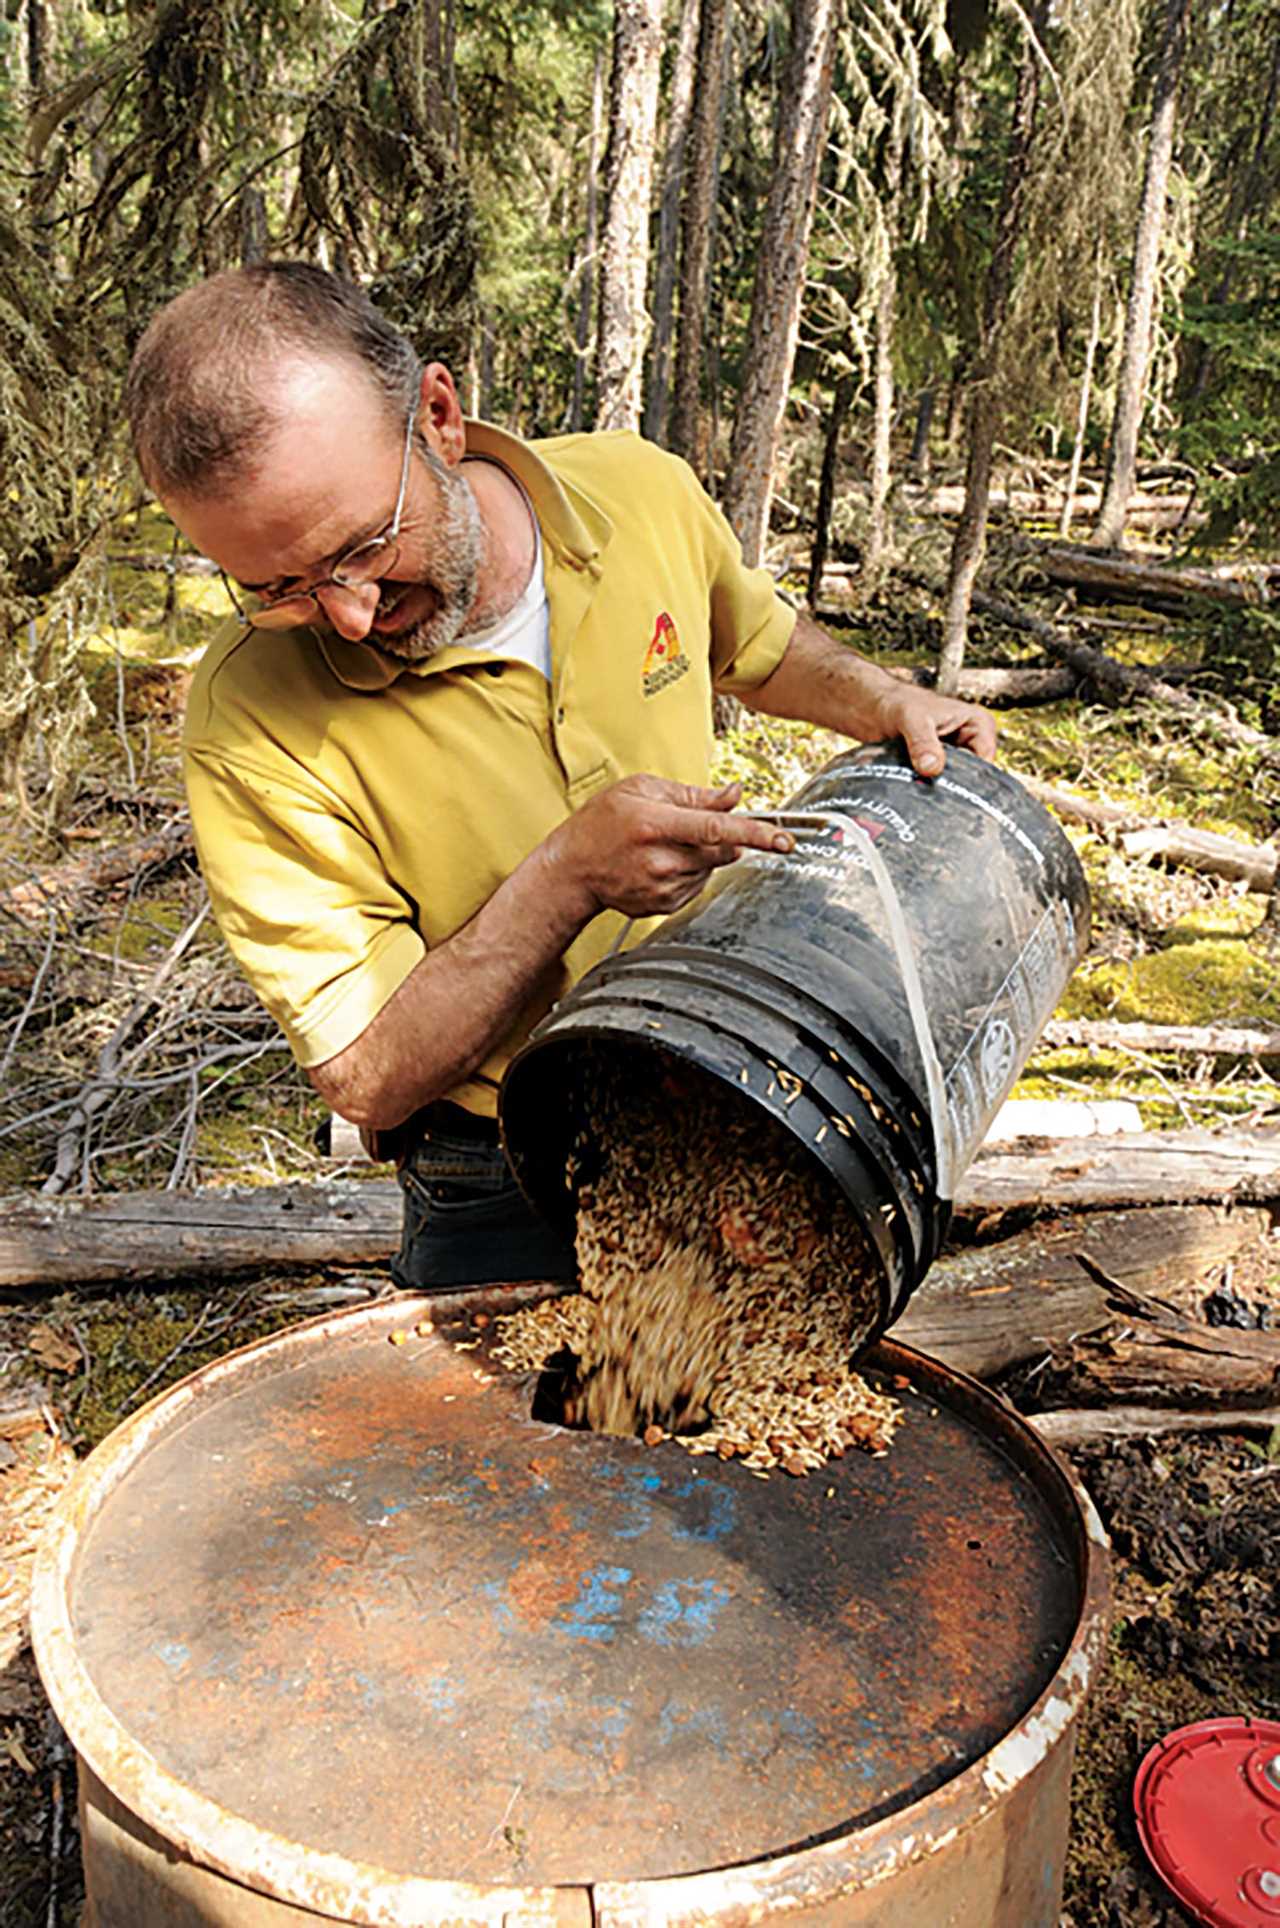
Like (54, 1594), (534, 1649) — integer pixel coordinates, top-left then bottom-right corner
(0, 500), (1278, 1924)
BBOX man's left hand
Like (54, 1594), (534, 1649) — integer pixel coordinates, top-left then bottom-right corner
(864, 681), (997, 779)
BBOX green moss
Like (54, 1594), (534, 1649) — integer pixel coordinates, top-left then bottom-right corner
(96, 897), (191, 963)
(68, 1291), (310, 1452)
(1064, 936), (1280, 1025)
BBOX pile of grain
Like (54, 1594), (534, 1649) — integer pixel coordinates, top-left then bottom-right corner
(492, 1054), (902, 1475)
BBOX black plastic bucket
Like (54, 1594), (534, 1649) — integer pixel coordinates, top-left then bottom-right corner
(501, 742), (1090, 1329)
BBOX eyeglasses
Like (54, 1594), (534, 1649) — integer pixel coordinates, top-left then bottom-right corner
(222, 381), (420, 631)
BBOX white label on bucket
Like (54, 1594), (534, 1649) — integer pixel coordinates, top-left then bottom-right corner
(944, 900), (1079, 1156)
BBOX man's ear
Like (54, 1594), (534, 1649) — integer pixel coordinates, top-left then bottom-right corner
(418, 362), (466, 467)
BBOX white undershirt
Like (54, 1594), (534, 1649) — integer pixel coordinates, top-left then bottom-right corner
(456, 467), (551, 681)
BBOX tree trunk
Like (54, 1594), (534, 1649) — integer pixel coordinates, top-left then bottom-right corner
(1059, 252), (1103, 537)
(908, 388), (935, 481)
(669, 0), (732, 466)
(408, 0), (456, 146)
(937, 22), (1043, 692)
(1092, 0), (1194, 550)
(1187, 16), (1280, 405)
(807, 369), (854, 609)
(239, 185), (269, 263)
(477, 315), (496, 418)
(643, 0), (700, 445)
(863, 259), (897, 587)
(594, 0), (663, 432)
(721, 0), (837, 565)
(26, 0), (49, 97)
(570, 51), (606, 432)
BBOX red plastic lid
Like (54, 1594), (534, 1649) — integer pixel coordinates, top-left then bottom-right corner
(1134, 1718), (1280, 1926)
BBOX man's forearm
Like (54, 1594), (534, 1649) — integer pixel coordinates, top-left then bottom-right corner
(307, 773), (798, 1130)
(737, 610), (998, 776)
(307, 837), (595, 1129)
(738, 611), (902, 737)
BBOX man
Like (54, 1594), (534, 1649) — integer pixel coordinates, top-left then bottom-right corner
(125, 261), (996, 1288)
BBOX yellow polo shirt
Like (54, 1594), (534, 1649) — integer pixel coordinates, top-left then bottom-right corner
(182, 423), (797, 1115)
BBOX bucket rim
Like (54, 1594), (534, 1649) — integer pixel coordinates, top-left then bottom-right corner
(500, 1017), (916, 1318)
(31, 1295), (1110, 1927)
(562, 943), (943, 1191)
(536, 954), (941, 1263)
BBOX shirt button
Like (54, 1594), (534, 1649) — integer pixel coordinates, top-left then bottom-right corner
(556, 706), (566, 723)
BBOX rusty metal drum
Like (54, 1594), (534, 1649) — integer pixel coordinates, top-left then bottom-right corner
(32, 1287), (1109, 1927)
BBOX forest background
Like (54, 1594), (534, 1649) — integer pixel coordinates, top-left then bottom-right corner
(0, 0), (1278, 1923)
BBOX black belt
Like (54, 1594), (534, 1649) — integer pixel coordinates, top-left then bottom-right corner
(366, 1099), (500, 1166)
(417, 1100), (501, 1145)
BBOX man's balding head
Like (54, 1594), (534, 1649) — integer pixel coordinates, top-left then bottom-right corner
(125, 261), (419, 500)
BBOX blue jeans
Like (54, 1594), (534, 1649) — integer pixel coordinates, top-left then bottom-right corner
(391, 1110), (578, 1290)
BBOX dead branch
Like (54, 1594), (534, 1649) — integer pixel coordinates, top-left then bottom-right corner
(0, 910), (58, 1085)
(0, 818), (195, 930)
(1016, 774), (1278, 891)
(1015, 775), (1144, 830)
(41, 904), (211, 1195)
(1042, 1017), (1280, 1061)
(1030, 1404), (1280, 1445)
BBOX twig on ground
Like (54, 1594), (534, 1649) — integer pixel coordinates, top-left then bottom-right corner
(166, 1065), (201, 1190)
(41, 902), (210, 1195)
(0, 908), (58, 1086)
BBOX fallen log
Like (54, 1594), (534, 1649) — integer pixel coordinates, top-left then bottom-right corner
(1035, 544), (1276, 608)
(0, 819), (195, 930)
(0, 1130), (1276, 1288)
(884, 662), (1080, 705)
(1030, 1404), (1280, 1446)
(1119, 822), (1277, 891)
(1050, 1296), (1280, 1405)
(0, 1181), (402, 1288)
(1017, 773), (1278, 891)
(1042, 1016), (1280, 1060)
(902, 486), (1197, 528)
(957, 1126), (1279, 1214)
(895, 1201), (1270, 1377)
(960, 585), (1279, 766)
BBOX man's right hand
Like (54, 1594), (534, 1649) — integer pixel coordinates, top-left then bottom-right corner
(547, 774), (795, 921)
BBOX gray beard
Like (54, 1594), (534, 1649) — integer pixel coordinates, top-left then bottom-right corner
(372, 443), (484, 664)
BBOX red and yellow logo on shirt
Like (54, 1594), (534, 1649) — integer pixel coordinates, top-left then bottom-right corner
(641, 612), (690, 697)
